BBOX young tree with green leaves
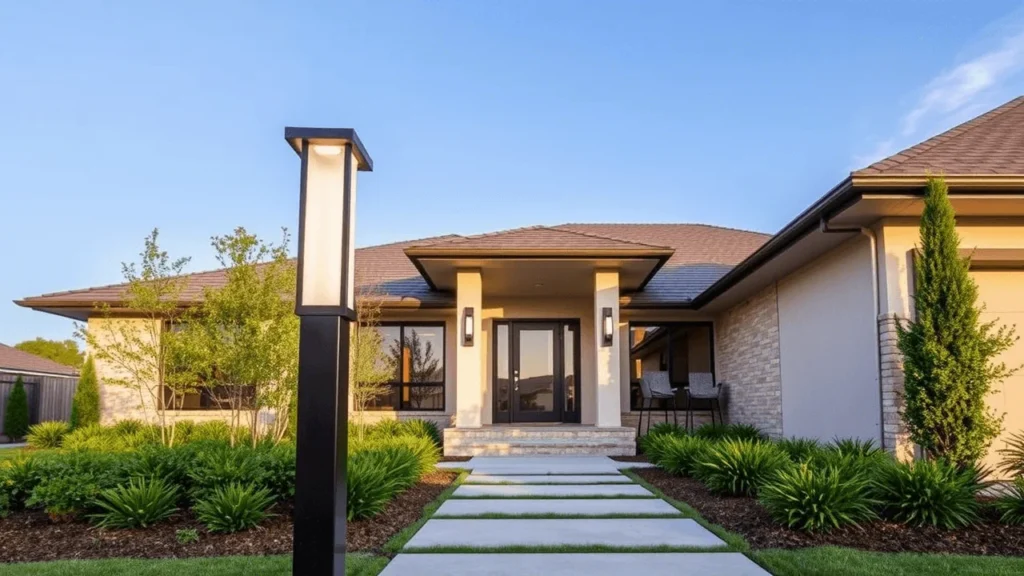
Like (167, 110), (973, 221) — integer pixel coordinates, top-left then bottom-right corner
(77, 229), (198, 446)
(185, 227), (298, 446)
(14, 338), (84, 369)
(897, 176), (1019, 467)
(350, 283), (396, 438)
(4, 376), (30, 441)
(70, 356), (100, 428)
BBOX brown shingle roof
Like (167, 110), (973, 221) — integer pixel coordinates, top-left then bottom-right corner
(0, 344), (79, 377)
(854, 96), (1024, 176)
(555, 224), (770, 304)
(407, 225), (674, 252)
(17, 225), (767, 311)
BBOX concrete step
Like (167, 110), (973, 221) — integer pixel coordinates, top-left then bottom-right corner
(444, 426), (637, 457)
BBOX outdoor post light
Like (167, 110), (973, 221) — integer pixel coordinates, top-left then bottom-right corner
(463, 306), (475, 345)
(285, 127), (372, 576)
(602, 306), (614, 346)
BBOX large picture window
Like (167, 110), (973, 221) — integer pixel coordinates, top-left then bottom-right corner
(366, 322), (446, 411)
(628, 322), (714, 411)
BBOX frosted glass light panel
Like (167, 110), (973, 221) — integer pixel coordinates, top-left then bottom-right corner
(300, 144), (358, 308)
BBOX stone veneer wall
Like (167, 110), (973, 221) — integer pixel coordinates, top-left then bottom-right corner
(879, 315), (914, 460)
(714, 284), (783, 438)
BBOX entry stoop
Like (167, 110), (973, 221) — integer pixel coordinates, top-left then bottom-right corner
(443, 426), (636, 456)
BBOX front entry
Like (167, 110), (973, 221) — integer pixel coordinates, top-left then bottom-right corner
(493, 320), (581, 424)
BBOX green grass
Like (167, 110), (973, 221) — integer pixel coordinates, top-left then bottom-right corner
(754, 546), (1024, 576)
(382, 469), (470, 554)
(0, 554), (388, 576)
(401, 544), (732, 554)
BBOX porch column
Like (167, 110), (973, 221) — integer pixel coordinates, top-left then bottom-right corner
(594, 270), (622, 427)
(456, 269), (484, 428)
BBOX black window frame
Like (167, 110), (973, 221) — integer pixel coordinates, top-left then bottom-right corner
(365, 321), (446, 412)
(627, 321), (715, 411)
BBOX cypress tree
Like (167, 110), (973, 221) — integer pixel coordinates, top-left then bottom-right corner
(70, 356), (101, 428)
(896, 176), (1019, 467)
(3, 377), (30, 442)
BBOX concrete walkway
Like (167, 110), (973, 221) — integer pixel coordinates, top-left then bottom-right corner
(382, 456), (769, 575)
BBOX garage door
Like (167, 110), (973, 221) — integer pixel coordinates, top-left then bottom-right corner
(973, 270), (1024, 477)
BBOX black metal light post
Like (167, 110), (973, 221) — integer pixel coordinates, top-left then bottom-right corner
(285, 128), (373, 576)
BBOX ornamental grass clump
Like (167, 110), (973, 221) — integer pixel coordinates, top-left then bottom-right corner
(993, 477), (1024, 526)
(875, 458), (986, 529)
(759, 463), (878, 532)
(694, 438), (791, 496)
(775, 437), (824, 463)
(91, 477), (179, 528)
(193, 482), (275, 533)
(346, 448), (417, 520)
(694, 423), (764, 442)
(998, 431), (1024, 478)
(26, 421), (71, 450)
(399, 419), (443, 448)
(659, 435), (711, 477)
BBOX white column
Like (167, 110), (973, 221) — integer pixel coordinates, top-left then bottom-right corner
(456, 270), (483, 428)
(594, 270), (622, 427)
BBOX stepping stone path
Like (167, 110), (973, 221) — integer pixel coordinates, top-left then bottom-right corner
(382, 455), (770, 576)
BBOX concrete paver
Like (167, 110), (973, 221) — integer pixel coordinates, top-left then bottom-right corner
(464, 474), (631, 484)
(380, 553), (770, 575)
(453, 483), (653, 498)
(434, 497), (681, 517)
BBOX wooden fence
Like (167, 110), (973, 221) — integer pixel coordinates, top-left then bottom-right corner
(0, 372), (78, 436)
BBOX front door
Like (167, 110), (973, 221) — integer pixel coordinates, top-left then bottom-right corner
(493, 320), (581, 424)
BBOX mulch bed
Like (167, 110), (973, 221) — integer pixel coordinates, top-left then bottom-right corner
(636, 468), (1024, 556)
(0, 470), (456, 563)
(610, 455), (649, 463)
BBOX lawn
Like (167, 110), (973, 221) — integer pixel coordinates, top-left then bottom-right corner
(754, 546), (1024, 576)
(0, 554), (388, 576)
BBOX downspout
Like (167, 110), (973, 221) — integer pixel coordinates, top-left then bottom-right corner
(819, 218), (885, 450)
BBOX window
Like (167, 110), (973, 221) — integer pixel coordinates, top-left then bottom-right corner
(365, 322), (446, 411)
(163, 384), (256, 411)
(628, 322), (714, 410)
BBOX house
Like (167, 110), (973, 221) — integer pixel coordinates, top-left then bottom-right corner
(0, 343), (80, 438)
(15, 96), (1024, 468)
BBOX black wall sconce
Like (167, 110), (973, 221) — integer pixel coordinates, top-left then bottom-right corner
(463, 307), (475, 346)
(601, 307), (613, 347)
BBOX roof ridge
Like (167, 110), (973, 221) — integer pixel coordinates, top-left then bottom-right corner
(545, 226), (674, 249)
(856, 95), (1024, 174)
(556, 222), (772, 238)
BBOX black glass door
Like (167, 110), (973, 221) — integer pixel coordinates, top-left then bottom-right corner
(512, 323), (561, 423)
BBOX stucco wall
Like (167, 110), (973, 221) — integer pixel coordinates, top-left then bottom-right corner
(777, 235), (881, 442)
(714, 285), (783, 437)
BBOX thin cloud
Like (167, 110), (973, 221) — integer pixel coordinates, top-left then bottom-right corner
(855, 17), (1024, 169)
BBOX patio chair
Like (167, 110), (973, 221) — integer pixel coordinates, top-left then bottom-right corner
(686, 372), (723, 431)
(638, 371), (678, 436)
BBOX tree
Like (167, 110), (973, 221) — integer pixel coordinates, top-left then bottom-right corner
(896, 176), (1019, 467)
(70, 356), (100, 428)
(4, 377), (30, 441)
(77, 229), (198, 446)
(184, 227), (298, 446)
(350, 283), (395, 438)
(391, 328), (441, 409)
(14, 338), (84, 369)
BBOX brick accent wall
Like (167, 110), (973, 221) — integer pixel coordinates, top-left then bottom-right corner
(879, 314), (914, 460)
(714, 284), (783, 438)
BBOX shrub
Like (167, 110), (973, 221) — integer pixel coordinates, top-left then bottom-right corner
(0, 457), (42, 509)
(693, 439), (791, 496)
(828, 437), (884, 459)
(62, 424), (122, 452)
(993, 477), (1024, 526)
(639, 424), (686, 463)
(128, 444), (193, 488)
(3, 377), (30, 441)
(693, 423), (730, 441)
(347, 449), (408, 520)
(400, 419), (442, 448)
(70, 356), (101, 429)
(759, 464), (878, 532)
(659, 435), (710, 477)
(172, 420), (196, 444)
(26, 421), (71, 449)
(875, 459), (986, 529)
(366, 419), (403, 439)
(91, 478), (179, 528)
(112, 419), (146, 436)
(194, 483), (275, 533)
(997, 431), (1024, 478)
(190, 421), (233, 444)
(262, 443), (297, 500)
(27, 452), (130, 520)
(187, 444), (269, 501)
(648, 422), (686, 437)
(776, 437), (824, 462)
(896, 177), (1018, 468)
(351, 435), (437, 479)
(694, 423), (764, 442)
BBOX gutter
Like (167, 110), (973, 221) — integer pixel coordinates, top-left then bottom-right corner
(691, 176), (859, 308)
(819, 218), (886, 449)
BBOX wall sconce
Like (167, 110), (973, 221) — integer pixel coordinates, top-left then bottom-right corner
(463, 307), (475, 346)
(602, 307), (613, 347)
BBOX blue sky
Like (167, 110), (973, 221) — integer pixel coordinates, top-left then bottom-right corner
(3, 1), (1024, 344)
